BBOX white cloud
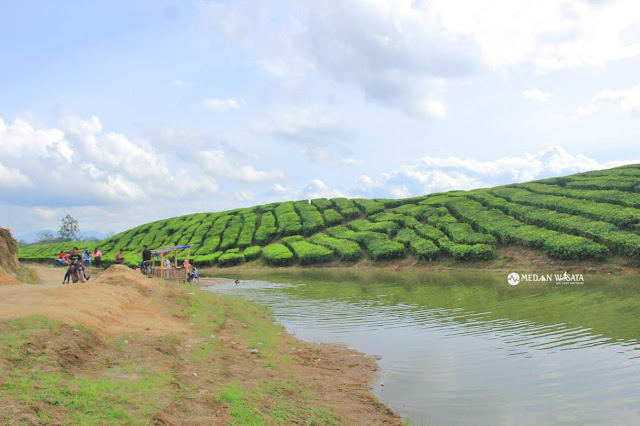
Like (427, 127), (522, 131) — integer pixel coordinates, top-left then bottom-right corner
(577, 84), (640, 116)
(522, 88), (553, 103)
(0, 114), (221, 209)
(33, 207), (57, 219)
(198, 148), (285, 183)
(350, 146), (640, 198)
(255, 104), (353, 163)
(202, 98), (241, 112)
(303, 179), (345, 199)
(0, 161), (32, 188)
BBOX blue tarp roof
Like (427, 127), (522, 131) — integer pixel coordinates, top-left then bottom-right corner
(152, 245), (191, 257)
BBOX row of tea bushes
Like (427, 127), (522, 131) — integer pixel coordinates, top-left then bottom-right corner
(395, 229), (439, 260)
(255, 212), (277, 246)
(490, 187), (640, 227)
(282, 236), (334, 265)
(237, 211), (257, 249)
(520, 182), (640, 209)
(294, 201), (326, 236)
(274, 202), (302, 236)
(332, 198), (360, 218)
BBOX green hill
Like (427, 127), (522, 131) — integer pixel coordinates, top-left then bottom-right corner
(19, 164), (640, 267)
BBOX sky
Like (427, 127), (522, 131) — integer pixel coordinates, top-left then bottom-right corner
(2, 0), (640, 241)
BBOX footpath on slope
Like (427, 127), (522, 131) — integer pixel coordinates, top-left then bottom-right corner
(0, 264), (401, 425)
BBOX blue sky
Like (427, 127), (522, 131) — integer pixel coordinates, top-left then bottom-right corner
(2, 0), (640, 240)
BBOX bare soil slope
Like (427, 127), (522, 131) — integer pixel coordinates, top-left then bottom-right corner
(0, 264), (401, 424)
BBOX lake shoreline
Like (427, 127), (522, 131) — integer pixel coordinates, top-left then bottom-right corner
(200, 246), (640, 278)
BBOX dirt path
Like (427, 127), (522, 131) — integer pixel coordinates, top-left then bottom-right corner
(0, 264), (402, 425)
(0, 265), (188, 336)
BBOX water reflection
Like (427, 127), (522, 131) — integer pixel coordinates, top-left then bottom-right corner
(205, 270), (640, 424)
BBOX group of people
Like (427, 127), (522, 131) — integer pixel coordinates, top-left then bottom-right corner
(59, 247), (103, 268)
(58, 244), (198, 284)
(59, 247), (91, 284)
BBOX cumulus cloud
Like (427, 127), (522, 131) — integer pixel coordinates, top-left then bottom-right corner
(522, 88), (553, 103)
(350, 146), (640, 198)
(202, 97), (242, 112)
(303, 179), (345, 199)
(577, 84), (640, 116)
(0, 114), (224, 210)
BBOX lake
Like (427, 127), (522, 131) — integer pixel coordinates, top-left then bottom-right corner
(204, 269), (640, 425)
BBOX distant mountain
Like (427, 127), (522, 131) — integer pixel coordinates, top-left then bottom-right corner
(17, 230), (108, 244)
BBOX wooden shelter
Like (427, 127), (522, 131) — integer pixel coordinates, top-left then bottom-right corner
(150, 244), (191, 281)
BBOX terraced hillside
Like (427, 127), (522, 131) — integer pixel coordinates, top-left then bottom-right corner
(19, 164), (640, 267)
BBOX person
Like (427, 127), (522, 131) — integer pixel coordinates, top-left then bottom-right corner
(115, 249), (125, 264)
(235, 279), (240, 286)
(92, 247), (102, 268)
(140, 245), (152, 275)
(182, 259), (191, 270)
(65, 247), (90, 283)
(82, 248), (91, 266)
(59, 250), (68, 260)
(164, 258), (171, 269)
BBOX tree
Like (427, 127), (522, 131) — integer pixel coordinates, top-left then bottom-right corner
(58, 215), (79, 241)
(38, 231), (55, 243)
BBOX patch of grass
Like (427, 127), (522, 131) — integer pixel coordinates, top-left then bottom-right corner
(16, 264), (38, 284)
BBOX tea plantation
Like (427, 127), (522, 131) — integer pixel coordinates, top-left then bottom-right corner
(19, 164), (640, 267)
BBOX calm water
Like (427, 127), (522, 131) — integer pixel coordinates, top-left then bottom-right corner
(204, 270), (640, 425)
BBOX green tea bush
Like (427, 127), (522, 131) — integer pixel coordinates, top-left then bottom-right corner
(375, 195), (428, 208)
(218, 252), (244, 267)
(263, 244), (294, 266)
(220, 214), (244, 250)
(469, 192), (640, 257)
(275, 201), (302, 236)
(326, 226), (404, 260)
(210, 215), (234, 237)
(565, 177), (640, 192)
(393, 204), (440, 220)
(257, 202), (280, 213)
(448, 243), (495, 261)
(323, 209), (344, 226)
(237, 212), (257, 248)
(255, 212), (277, 245)
(195, 236), (220, 255)
(347, 219), (398, 234)
(352, 198), (385, 215)
(521, 183), (640, 209)
(294, 201), (325, 236)
(286, 240), (334, 265)
(311, 198), (333, 211)
(331, 198), (360, 219)
(442, 222), (496, 245)
(243, 245), (262, 261)
(357, 232), (406, 260)
(491, 187), (640, 227)
(310, 233), (361, 261)
(395, 229), (439, 260)
(543, 235), (609, 260)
